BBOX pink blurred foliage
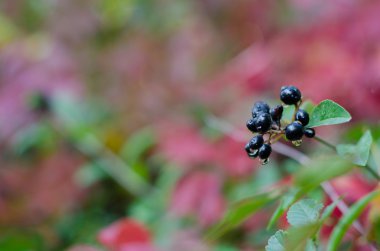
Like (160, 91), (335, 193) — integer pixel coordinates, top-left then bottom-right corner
(170, 171), (225, 226)
(0, 40), (82, 136)
(66, 245), (102, 251)
(321, 173), (376, 239)
(0, 149), (85, 225)
(205, 0), (380, 120)
(97, 218), (154, 251)
(158, 123), (257, 177)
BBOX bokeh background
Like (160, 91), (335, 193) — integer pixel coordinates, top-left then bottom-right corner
(1, 0), (380, 250)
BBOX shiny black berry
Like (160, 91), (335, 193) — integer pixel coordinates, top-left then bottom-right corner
(258, 144), (272, 159)
(304, 128), (315, 138)
(295, 109), (309, 126)
(285, 121), (304, 141)
(252, 101), (270, 118)
(255, 113), (272, 133)
(245, 142), (259, 158)
(270, 105), (284, 121)
(249, 135), (264, 150)
(246, 119), (258, 133)
(280, 86), (302, 105)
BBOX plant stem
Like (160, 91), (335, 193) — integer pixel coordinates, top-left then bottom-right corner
(313, 136), (380, 181)
(314, 136), (336, 151)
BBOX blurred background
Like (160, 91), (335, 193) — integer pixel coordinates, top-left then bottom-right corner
(1, 0), (380, 250)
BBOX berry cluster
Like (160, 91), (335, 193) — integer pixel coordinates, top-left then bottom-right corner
(245, 86), (315, 164)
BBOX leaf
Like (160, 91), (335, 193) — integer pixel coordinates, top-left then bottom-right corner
(300, 100), (315, 114)
(287, 199), (323, 227)
(282, 105), (295, 123)
(295, 157), (353, 194)
(205, 190), (280, 241)
(267, 189), (299, 230)
(337, 130), (373, 166)
(120, 128), (156, 164)
(308, 100), (351, 128)
(266, 230), (286, 251)
(320, 199), (341, 222)
(327, 189), (380, 251)
(285, 223), (320, 251)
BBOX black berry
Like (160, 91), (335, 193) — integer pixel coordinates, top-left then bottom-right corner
(252, 101), (270, 118)
(245, 142), (259, 158)
(249, 135), (264, 150)
(255, 113), (272, 133)
(280, 86), (302, 105)
(246, 119), (258, 133)
(270, 105), (284, 121)
(285, 121), (304, 141)
(295, 109), (309, 126)
(304, 128), (315, 138)
(258, 144), (272, 159)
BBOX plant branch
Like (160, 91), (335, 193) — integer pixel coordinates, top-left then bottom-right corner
(313, 136), (380, 181)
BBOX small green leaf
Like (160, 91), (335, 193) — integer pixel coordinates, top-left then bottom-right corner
(300, 100), (315, 114)
(282, 105), (295, 123)
(327, 190), (380, 251)
(308, 100), (351, 128)
(320, 199), (341, 222)
(285, 223), (320, 251)
(337, 130), (373, 166)
(295, 157), (353, 194)
(205, 190), (280, 241)
(267, 189), (299, 230)
(287, 199), (323, 227)
(266, 230), (286, 251)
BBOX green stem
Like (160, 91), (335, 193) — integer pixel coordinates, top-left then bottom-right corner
(313, 136), (380, 181)
(314, 136), (336, 151)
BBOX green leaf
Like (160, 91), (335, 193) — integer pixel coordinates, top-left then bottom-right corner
(337, 130), (373, 166)
(285, 223), (320, 251)
(266, 230), (286, 251)
(287, 199), (323, 227)
(282, 105), (295, 123)
(0, 230), (43, 250)
(320, 199), (341, 222)
(205, 190), (280, 241)
(120, 128), (156, 164)
(300, 100), (315, 114)
(327, 190), (380, 251)
(308, 100), (351, 128)
(295, 157), (353, 194)
(267, 189), (299, 230)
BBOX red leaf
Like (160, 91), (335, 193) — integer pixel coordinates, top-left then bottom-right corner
(98, 218), (152, 251)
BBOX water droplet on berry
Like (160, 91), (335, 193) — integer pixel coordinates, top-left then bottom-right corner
(260, 158), (269, 165)
(292, 140), (302, 146)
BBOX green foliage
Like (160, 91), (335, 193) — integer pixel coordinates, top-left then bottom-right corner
(282, 105), (295, 123)
(206, 190), (281, 241)
(0, 230), (44, 251)
(337, 130), (373, 166)
(267, 189), (299, 230)
(320, 199), (341, 221)
(300, 100), (315, 114)
(265, 230), (286, 251)
(295, 157), (353, 194)
(285, 224), (319, 251)
(327, 190), (380, 251)
(286, 199), (323, 227)
(308, 100), (351, 127)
